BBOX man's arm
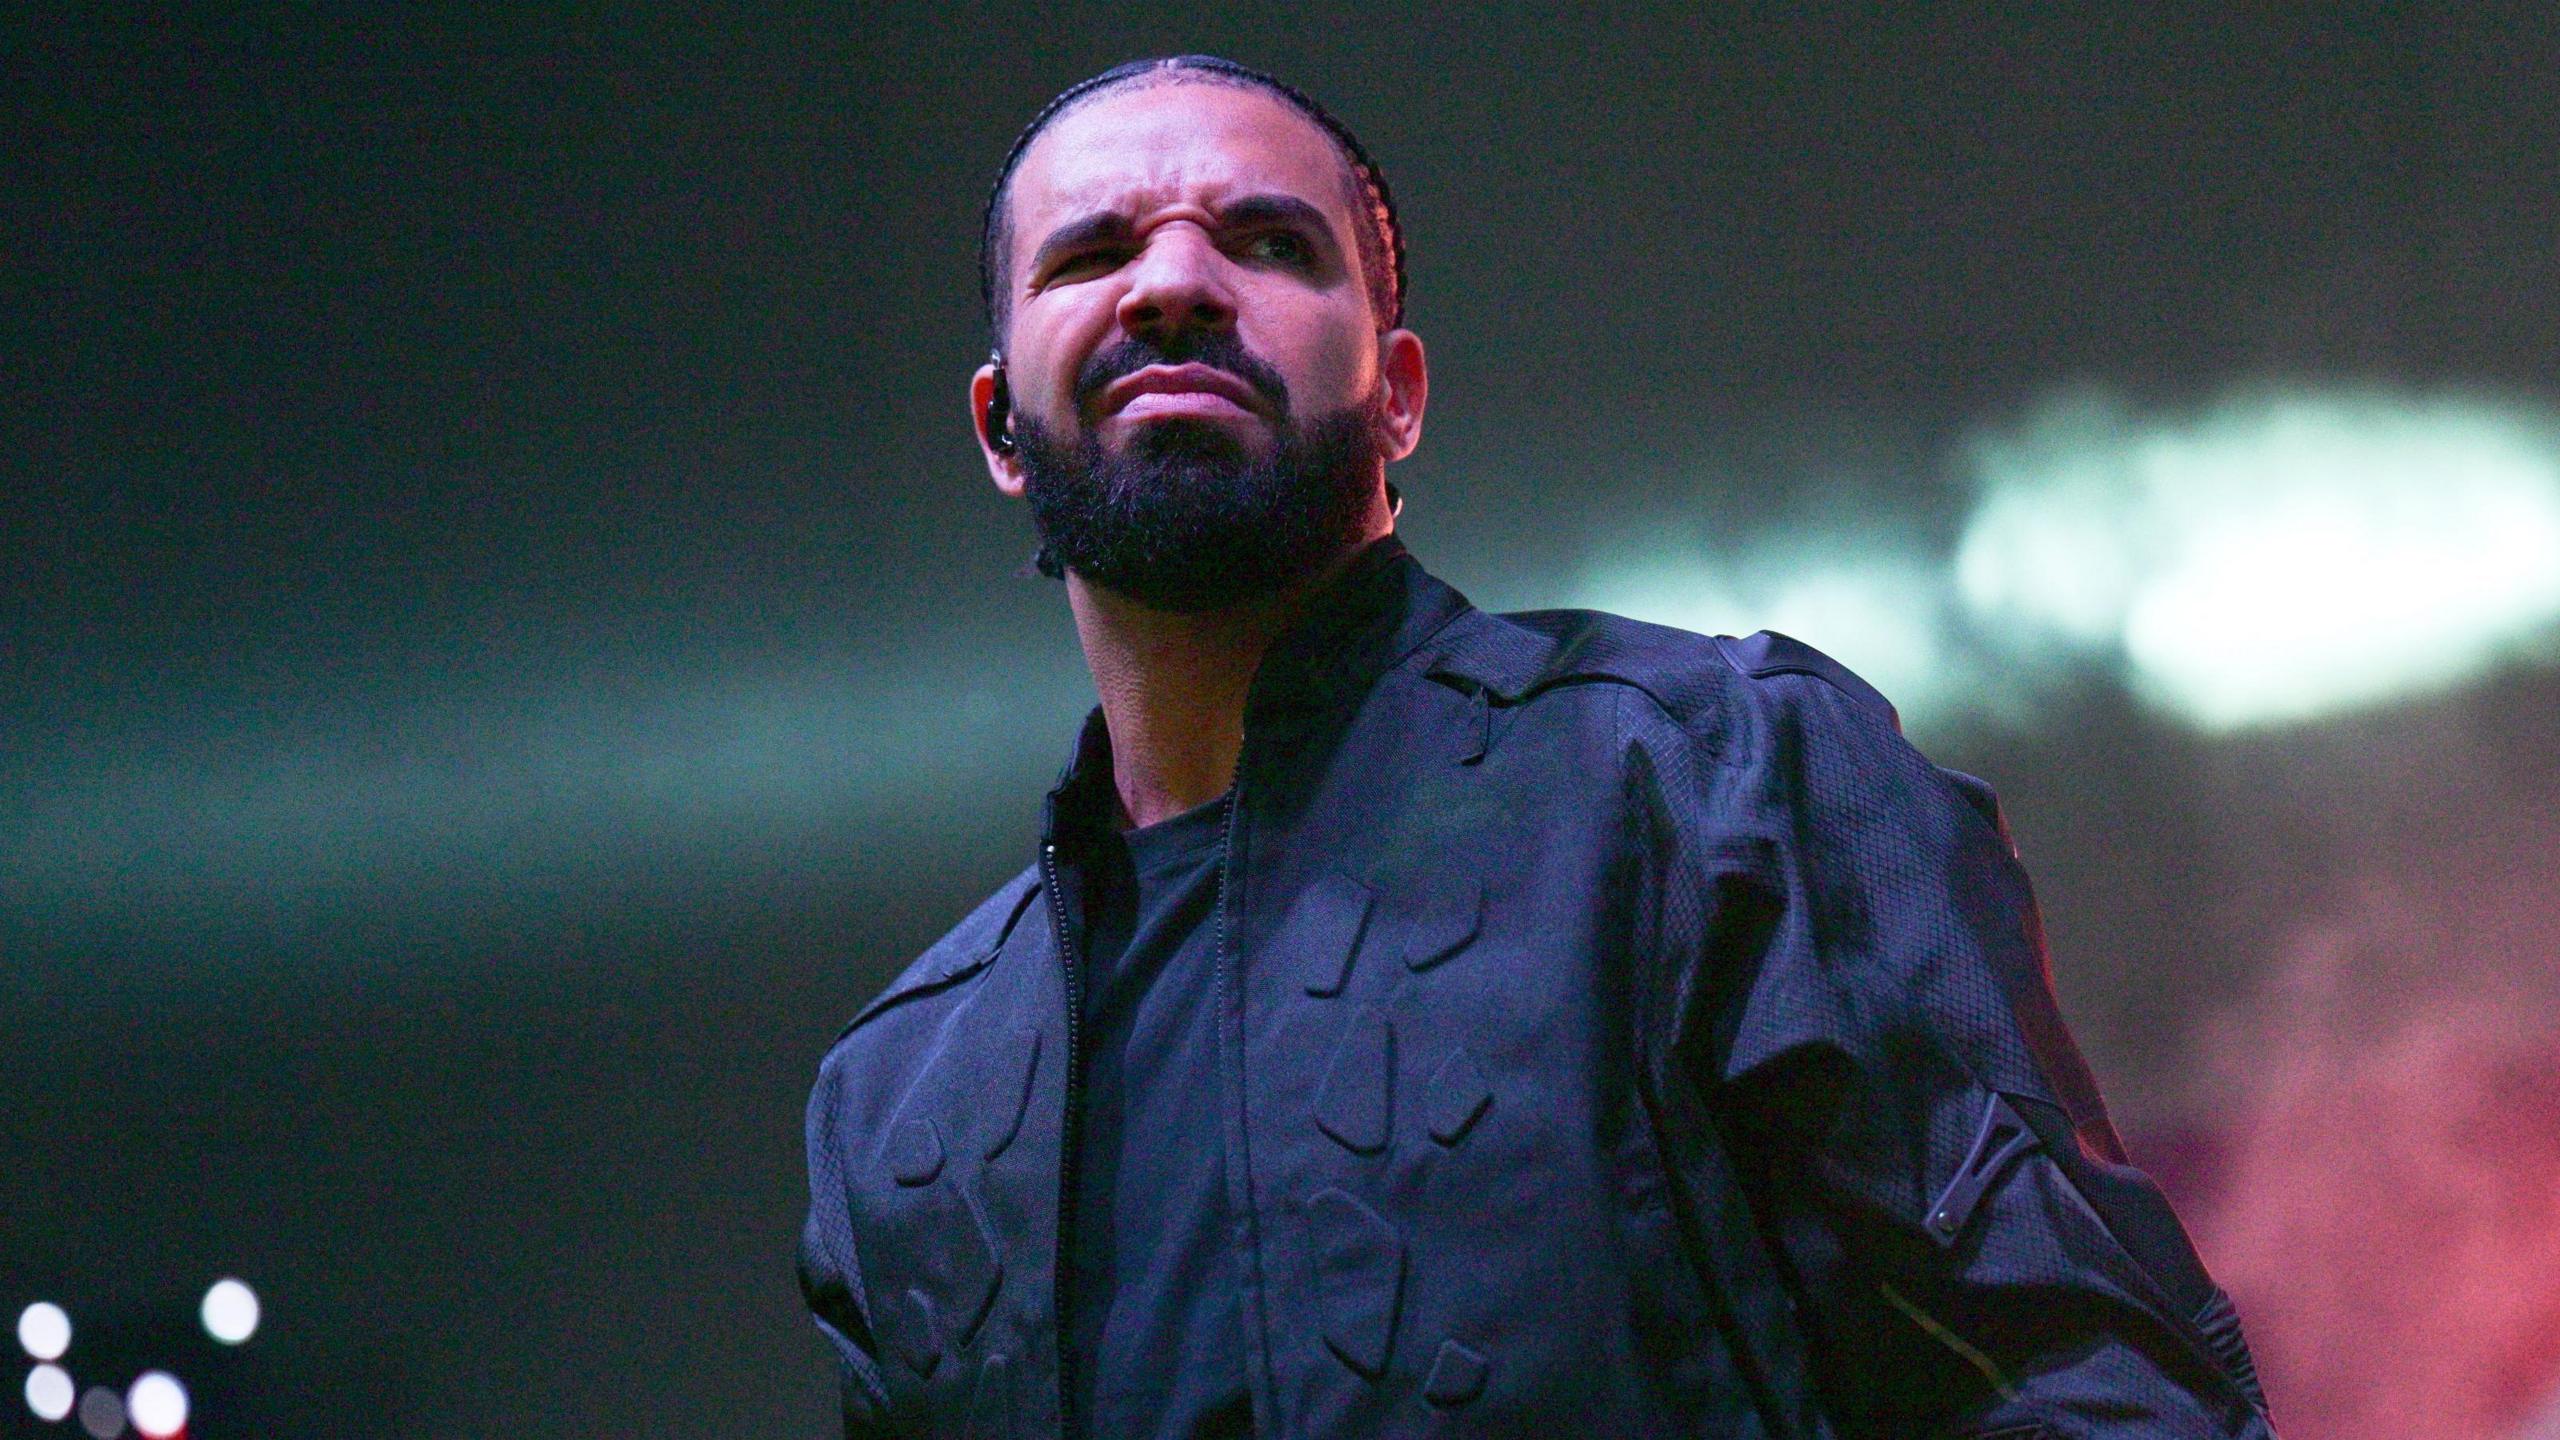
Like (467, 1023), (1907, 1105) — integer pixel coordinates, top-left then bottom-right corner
(801, 1051), (898, 1438)
(1633, 674), (2274, 1439)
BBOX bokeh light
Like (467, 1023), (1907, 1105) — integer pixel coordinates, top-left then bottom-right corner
(25, 1365), (75, 1422)
(1959, 390), (2560, 730)
(124, 1372), (186, 1439)
(16, 1303), (71, 1362)
(1572, 542), (1976, 731)
(201, 1277), (260, 1345)
(75, 1384), (123, 1439)
(1584, 390), (2560, 739)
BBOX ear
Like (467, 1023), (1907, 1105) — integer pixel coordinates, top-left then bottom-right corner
(971, 361), (1026, 498)
(1375, 328), (1428, 463)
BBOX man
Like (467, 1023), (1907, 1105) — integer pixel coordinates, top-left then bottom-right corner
(801, 55), (2273, 1440)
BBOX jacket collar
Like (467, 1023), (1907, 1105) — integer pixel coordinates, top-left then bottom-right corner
(1040, 534), (1472, 847)
(1042, 704), (1121, 852)
(1244, 533), (1469, 726)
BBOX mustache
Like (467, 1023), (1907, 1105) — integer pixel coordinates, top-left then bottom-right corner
(1073, 332), (1292, 418)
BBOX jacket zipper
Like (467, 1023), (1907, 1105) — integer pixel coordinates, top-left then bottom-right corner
(1208, 775), (1248, 1423)
(1050, 775), (1248, 1438)
(1042, 840), (1084, 1440)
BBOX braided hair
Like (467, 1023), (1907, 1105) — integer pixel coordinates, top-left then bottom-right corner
(976, 55), (1407, 345)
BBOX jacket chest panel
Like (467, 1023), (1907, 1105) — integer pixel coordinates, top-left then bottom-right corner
(1225, 735), (1754, 1432)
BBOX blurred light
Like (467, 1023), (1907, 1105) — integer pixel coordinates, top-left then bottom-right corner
(25, 1365), (75, 1421)
(1572, 543), (1980, 732)
(17, 1304), (70, 1362)
(76, 1385), (123, 1439)
(124, 1373), (185, 1439)
(200, 1278), (259, 1344)
(1959, 390), (2560, 730)
(0, 640), (1085, 922)
(1569, 557), (1757, 641)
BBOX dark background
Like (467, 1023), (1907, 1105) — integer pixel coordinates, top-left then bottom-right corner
(7, 6), (2559, 1437)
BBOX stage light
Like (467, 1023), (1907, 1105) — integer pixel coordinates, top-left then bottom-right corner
(201, 1277), (260, 1344)
(17, 1303), (70, 1362)
(124, 1372), (185, 1438)
(24, 1365), (74, 1421)
(1958, 390), (2560, 730)
(75, 1385), (123, 1438)
(1572, 544), (1974, 731)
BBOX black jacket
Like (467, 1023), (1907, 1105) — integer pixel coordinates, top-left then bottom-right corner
(801, 538), (2273, 1438)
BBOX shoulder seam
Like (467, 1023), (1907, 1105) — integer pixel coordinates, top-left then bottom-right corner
(832, 866), (1042, 1046)
(1708, 631), (1902, 735)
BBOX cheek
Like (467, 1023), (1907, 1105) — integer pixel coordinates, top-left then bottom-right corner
(1264, 312), (1378, 410)
(1012, 307), (1111, 419)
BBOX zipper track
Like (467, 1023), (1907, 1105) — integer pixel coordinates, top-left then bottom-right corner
(1051, 778), (1247, 1439)
(1211, 786), (1240, 1060)
(1209, 778), (1248, 1423)
(1043, 841), (1084, 1440)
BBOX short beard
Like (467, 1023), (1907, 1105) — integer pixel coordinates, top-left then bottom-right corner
(1017, 392), (1386, 615)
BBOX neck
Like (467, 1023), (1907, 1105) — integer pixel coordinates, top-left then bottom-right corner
(1065, 523), (1390, 831)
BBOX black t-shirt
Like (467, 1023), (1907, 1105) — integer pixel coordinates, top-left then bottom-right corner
(1064, 789), (1253, 1440)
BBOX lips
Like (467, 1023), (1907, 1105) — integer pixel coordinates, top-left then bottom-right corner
(1101, 363), (1266, 419)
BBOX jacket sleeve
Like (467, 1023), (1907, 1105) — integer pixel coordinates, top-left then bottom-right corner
(1643, 675), (2275, 1440)
(800, 1049), (899, 1438)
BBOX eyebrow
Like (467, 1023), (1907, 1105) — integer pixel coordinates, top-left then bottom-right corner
(1025, 192), (1341, 280)
(1214, 193), (1335, 243)
(1026, 212), (1132, 280)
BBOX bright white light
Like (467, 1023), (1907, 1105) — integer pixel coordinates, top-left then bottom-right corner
(200, 1277), (260, 1344)
(17, 1303), (70, 1362)
(1959, 395), (2153, 646)
(1572, 542), (1978, 732)
(1570, 557), (1758, 643)
(1747, 564), (1955, 708)
(1958, 390), (2560, 729)
(124, 1372), (185, 1439)
(25, 1365), (74, 1421)
(76, 1385), (123, 1439)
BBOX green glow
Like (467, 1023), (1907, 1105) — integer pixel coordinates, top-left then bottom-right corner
(1959, 391), (2560, 730)
(0, 644), (1089, 917)
(1572, 540), (1990, 732)
(1577, 388), (2560, 737)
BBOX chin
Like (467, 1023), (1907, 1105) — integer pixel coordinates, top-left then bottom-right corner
(1122, 415), (1264, 463)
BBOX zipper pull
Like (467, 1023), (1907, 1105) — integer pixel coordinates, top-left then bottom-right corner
(1926, 1093), (2038, 1247)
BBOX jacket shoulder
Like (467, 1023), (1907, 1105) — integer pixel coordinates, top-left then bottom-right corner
(827, 861), (1042, 1050)
(1428, 604), (1901, 737)
(1478, 612), (2013, 849)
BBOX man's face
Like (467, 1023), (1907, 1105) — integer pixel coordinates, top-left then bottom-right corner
(972, 81), (1426, 611)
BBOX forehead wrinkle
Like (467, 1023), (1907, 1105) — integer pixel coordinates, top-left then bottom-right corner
(1006, 84), (1366, 290)
(1035, 185), (1340, 256)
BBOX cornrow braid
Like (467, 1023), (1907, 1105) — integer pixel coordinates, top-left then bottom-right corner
(976, 55), (1407, 345)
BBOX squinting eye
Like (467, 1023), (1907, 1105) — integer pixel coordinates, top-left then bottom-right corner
(1246, 231), (1313, 266)
(1051, 247), (1129, 281)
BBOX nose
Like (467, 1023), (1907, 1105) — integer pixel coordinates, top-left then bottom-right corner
(1114, 224), (1236, 341)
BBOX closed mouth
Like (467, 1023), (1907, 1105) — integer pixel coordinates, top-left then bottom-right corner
(1102, 363), (1266, 418)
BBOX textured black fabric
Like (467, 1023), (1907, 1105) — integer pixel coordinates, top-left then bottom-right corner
(800, 538), (2276, 1438)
